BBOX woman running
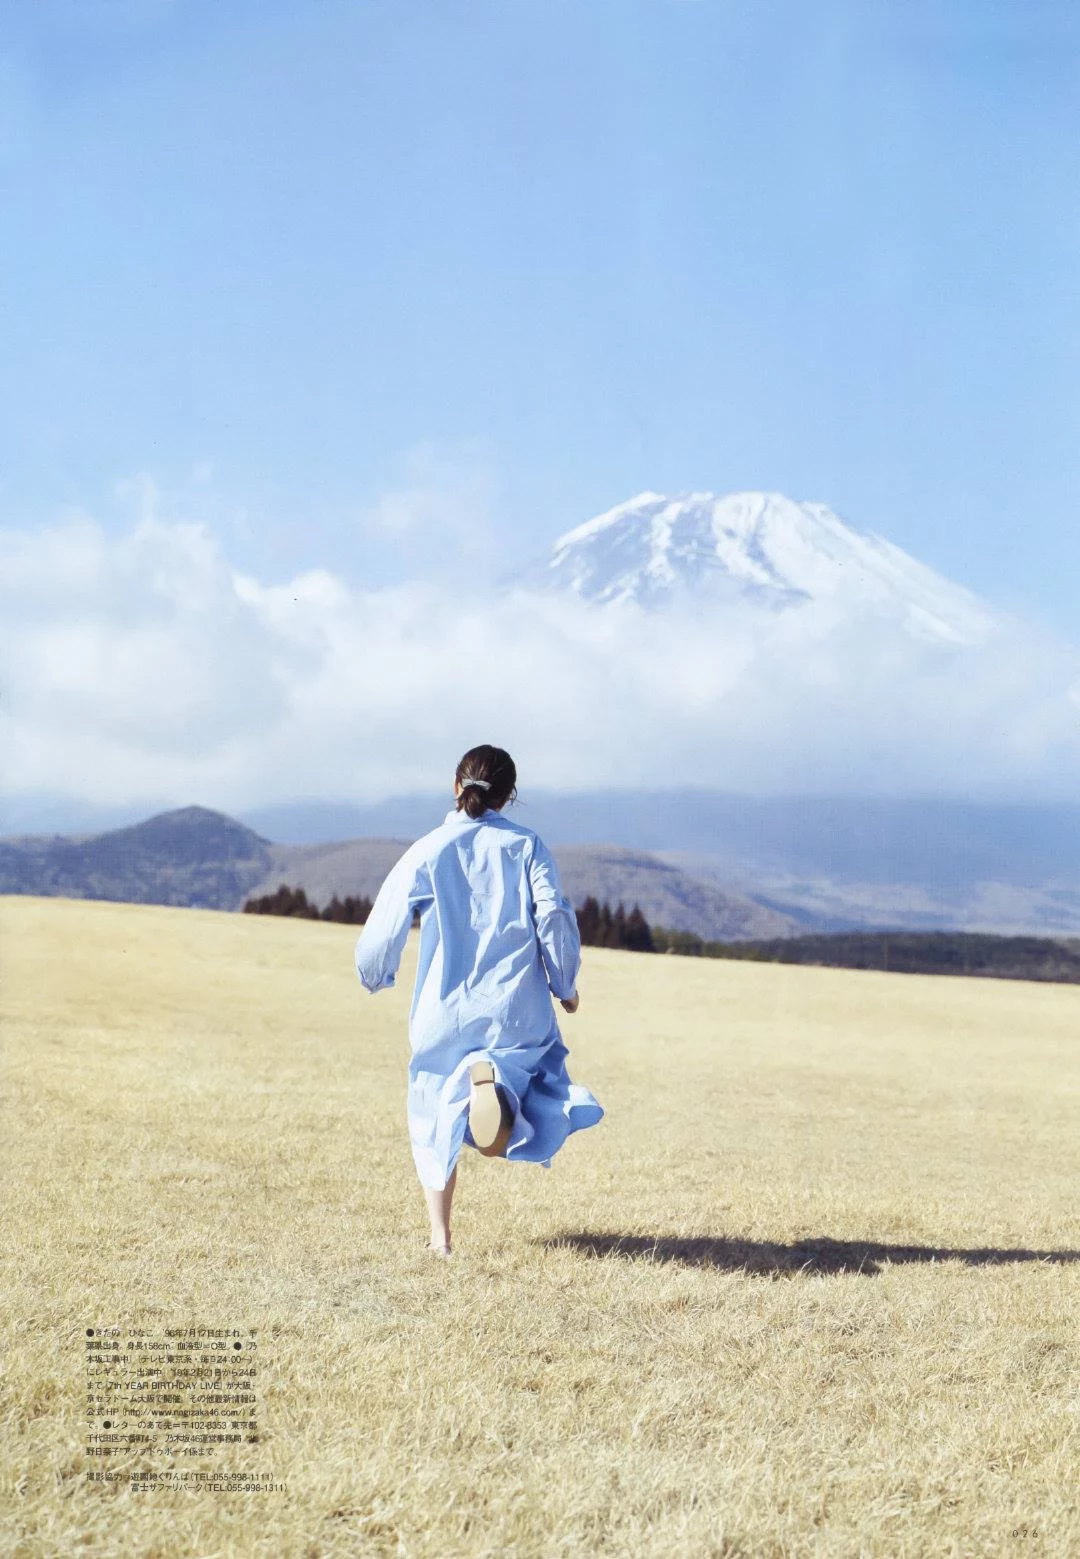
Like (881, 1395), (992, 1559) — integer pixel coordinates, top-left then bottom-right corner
(354, 744), (604, 1257)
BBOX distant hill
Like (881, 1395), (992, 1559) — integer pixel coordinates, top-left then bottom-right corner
(8, 790), (1079, 937)
(0, 807), (802, 942)
(546, 845), (795, 942)
(0, 807), (274, 909)
(235, 791), (1080, 888)
(249, 838), (416, 908)
(236, 792), (1080, 938)
(248, 838), (802, 943)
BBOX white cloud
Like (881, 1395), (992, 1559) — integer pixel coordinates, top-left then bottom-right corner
(361, 444), (494, 537)
(355, 444), (502, 586)
(2, 503), (1079, 810)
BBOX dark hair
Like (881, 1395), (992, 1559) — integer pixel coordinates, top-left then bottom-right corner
(455, 744), (518, 820)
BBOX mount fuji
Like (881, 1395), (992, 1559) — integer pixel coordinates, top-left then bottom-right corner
(516, 490), (997, 646)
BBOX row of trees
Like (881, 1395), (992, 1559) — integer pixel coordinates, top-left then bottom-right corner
(649, 926), (1080, 984)
(575, 896), (655, 953)
(242, 886), (1080, 984)
(242, 883), (659, 952)
(242, 885), (374, 924)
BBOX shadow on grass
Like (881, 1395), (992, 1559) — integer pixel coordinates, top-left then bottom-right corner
(539, 1232), (1080, 1278)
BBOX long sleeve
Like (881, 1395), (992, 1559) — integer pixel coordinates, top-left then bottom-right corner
(354, 849), (430, 993)
(527, 837), (581, 1002)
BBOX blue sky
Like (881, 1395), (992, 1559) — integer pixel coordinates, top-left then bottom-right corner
(3, 0), (1079, 629)
(2, 1), (1079, 823)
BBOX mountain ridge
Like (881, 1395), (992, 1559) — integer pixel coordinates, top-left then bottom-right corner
(0, 806), (800, 942)
(3, 796), (1078, 938)
(518, 488), (996, 645)
(237, 792), (1080, 939)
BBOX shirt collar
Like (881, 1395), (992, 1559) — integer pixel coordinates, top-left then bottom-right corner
(444, 806), (495, 825)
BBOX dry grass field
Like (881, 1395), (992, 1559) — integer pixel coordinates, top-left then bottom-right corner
(2, 894), (1078, 1558)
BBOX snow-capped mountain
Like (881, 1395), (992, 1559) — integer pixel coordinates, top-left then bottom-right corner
(519, 490), (996, 645)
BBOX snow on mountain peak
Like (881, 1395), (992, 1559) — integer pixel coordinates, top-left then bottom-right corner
(528, 490), (996, 645)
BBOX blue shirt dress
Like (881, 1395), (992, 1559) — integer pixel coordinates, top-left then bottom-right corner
(354, 807), (604, 1189)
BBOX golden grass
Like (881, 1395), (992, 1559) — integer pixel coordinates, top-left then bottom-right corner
(2, 893), (1078, 1558)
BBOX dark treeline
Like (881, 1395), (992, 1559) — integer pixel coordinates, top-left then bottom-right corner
(241, 887), (1079, 985)
(650, 926), (1080, 985)
(575, 896), (654, 952)
(243, 884), (374, 924)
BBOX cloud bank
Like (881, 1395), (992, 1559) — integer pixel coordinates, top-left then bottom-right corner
(2, 506), (1079, 812)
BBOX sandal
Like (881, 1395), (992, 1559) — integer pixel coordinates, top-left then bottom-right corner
(468, 1060), (513, 1157)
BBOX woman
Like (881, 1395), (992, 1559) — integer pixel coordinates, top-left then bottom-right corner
(354, 744), (604, 1257)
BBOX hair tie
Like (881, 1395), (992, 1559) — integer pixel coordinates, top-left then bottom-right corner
(461, 777), (490, 790)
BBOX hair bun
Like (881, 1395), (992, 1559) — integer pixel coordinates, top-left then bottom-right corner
(454, 744), (517, 816)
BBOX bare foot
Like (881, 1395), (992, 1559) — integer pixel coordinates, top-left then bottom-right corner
(428, 1241), (452, 1259)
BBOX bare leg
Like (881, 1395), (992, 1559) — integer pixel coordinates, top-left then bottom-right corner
(424, 1165), (457, 1253)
